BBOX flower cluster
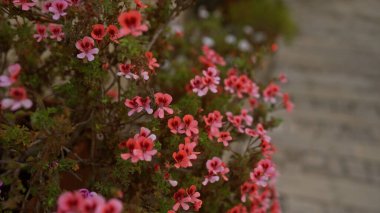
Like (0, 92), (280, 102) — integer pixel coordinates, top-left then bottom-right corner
(202, 157), (230, 185)
(117, 51), (159, 81)
(124, 93), (173, 118)
(168, 115), (199, 137)
(119, 127), (157, 163)
(0, 64), (33, 111)
(75, 9), (148, 62)
(34, 23), (64, 42)
(56, 189), (123, 213)
(173, 137), (200, 168)
(190, 66), (221, 96)
(226, 109), (253, 133)
(171, 185), (202, 212)
(224, 69), (260, 99)
(198, 45), (226, 67)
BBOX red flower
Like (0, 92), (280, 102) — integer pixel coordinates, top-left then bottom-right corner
(186, 185), (201, 203)
(120, 138), (143, 163)
(117, 62), (139, 79)
(263, 83), (280, 103)
(173, 150), (191, 168)
(168, 116), (184, 134)
(153, 92), (173, 119)
(145, 51), (160, 71)
(91, 24), (106, 41)
(107, 25), (120, 43)
(178, 137), (200, 160)
(217, 131), (232, 147)
(48, 23), (64, 41)
(282, 93), (294, 112)
(33, 24), (48, 42)
(135, 136), (157, 161)
(118, 10), (148, 37)
(182, 114), (199, 137)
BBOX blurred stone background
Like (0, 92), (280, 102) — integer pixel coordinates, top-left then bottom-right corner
(271, 0), (380, 212)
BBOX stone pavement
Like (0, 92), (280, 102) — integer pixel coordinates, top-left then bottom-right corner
(271, 0), (380, 212)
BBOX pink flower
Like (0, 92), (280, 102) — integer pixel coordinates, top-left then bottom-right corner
(256, 123), (271, 142)
(186, 185), (201, 203)
(118, 10), (148, 37)
(173, 150), (191, 168)
(107, 25), (120, 43)
(206, 157), (224, 173)
(134, 0), (148, 9)
(95, 199), (123, 213)
(261, 140), (275, 158)
(153, 92), (173, 119)
(13, 0), (36, 11)
(136, 97), (153, 114)
(190, 67), (220, 96)
(240, 182), (258, 203)
(227, 204), (248, 213)
(124, 96), (153, 116)
(190, 75), (207, 96)
(0, 63), (21, 87)
(240, 109), (253, 126)
(33, 24), (48, 42)
(117, 62), (139, 79)
(48, 23), (64, 41)
(168, 116), (184, 134)
(178, 137), (200, 160)
(224, 72), (260, 99)
(75, 36), (99, 61)
(199, 45), (226, 67)
(1, 87), (33, 111)
(217, 131), (232, 146)
(57, 191), (83, 212)
(49, 0), (68, 20)
(202, 171), (219, 186)
(79, 195), (105, 212)
(135, 136), (157, 161)
(203, 110), (223, 139)
(41, 1), (52, 13)
(182, 114), (199, 137)
(282, 93), (294, 112)
(202, 67), (220, 94)
(203, 157), (229, 185)
(194, 200), (202, 211)
(145, 51), (160, 71)
(91, 24), (106, 41)
(279, 72), (288, 83)
(226, 112), (244, 133)
(250, 159), (276, 187)
(124, 96), (141, 116)
(134, 127), (156, 141)
(120, 138), (143, 163)
(56, 190), (123, 213)
(245, 128), (258, 137)
(172, 188), (192, 211)
(263, 83), (280, 103)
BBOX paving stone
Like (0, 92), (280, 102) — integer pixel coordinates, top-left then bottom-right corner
(343, 158), (369, 181)
(272, 0), (380, 212)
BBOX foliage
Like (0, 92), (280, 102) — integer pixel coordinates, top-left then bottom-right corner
(0, 0), (294, 212)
